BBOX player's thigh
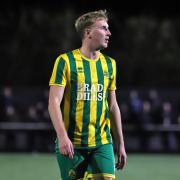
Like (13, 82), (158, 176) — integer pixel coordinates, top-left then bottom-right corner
(87, 143), (115, 179)
(55, 142), (88, 180)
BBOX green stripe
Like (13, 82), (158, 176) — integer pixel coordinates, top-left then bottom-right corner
(104, 55), (113, 142)
(55, 58), (66, 84)
(66, 52), (77, 141)
(81, 59), (91, 146)
(104, 123), (111, 142)
(95, 60), (104, 145)
(105, 56), (113, 85)
(104, 100), (112, 143)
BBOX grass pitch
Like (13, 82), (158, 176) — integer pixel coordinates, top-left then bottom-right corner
(0, 153), (179, 180)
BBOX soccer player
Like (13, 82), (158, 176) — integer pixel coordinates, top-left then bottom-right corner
(48, 9), (127, 180)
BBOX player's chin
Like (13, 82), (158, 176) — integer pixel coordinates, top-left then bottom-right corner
(98, 43), (108, 50)
(101, 43), (108, 49)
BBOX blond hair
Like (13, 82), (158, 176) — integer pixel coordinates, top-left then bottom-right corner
(75, 10), (108, 39)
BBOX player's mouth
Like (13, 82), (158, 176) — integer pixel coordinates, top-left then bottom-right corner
(105, 38), (109, 43)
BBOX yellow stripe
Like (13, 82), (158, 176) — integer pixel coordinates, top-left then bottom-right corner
(107, 119), (111, 129)
(73, 50), (85, 145)
(88, 61), (98, 146)
(112, 59), (117, 89)
(87, 173), (115, 179)
(61, 54), (71, 130)
(48, 83), (65, 87)
(109, 57), (117, 90)
(49, 56), (61, 84)
(99, 55), (109, 144)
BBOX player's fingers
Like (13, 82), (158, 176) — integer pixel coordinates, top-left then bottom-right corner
(115, 162), (121, 170)
(60, 145), (69, 156)
(68, 144), (74, 159)
(116, 155), (125, 170)
(116, 162), (124, 170)
(115, 155), (120, 169)
(123, 155), (127, 167)
(60, 149), (67, 156)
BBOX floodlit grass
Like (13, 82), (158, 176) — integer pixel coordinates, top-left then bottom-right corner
(0, 153), (180, 180)
(0, 153), (59, 180)
(116, 154), (180, 180)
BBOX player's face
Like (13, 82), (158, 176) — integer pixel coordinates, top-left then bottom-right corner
(89, 19), (111, 50)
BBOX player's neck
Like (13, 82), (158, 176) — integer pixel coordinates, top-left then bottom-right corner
(80, 46), (100, 60)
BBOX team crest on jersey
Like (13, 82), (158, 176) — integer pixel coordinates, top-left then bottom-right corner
(104, 71), (110, 78)
(77, 67), (84, 73)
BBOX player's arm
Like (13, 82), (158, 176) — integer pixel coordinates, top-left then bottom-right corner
(48, 85), (74, 159)
(108, 90), (127, 169)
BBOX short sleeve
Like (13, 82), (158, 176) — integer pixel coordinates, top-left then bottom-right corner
(108, 59), (116, 90)
(49, 56), (67, 87)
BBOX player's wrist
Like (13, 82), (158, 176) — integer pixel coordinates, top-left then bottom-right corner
(117, 139), (124, 146)
(57, 131), (68, 140)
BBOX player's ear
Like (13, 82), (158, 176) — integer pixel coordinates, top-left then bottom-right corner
(85, 29), (92, 39)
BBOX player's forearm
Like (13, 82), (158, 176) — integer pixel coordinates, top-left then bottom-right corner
(109, 103), (125, 145)
(48, 100), (68, 139)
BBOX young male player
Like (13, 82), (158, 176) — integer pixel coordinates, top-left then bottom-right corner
(48, 9), (127, 180)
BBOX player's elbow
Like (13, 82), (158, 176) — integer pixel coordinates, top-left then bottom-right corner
(48, 98), (53, 114)
(48, 97), (57, 113)
(109, 101), (116, 111)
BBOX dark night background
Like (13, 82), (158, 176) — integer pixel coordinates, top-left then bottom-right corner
(1, 0), (180, 88)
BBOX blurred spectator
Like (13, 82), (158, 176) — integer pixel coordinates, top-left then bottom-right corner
(141, 101), (153, 126)
(1, 86), (20, 122)
(128, 90), (143, 125)
(148, 89), (162, 124)
(162, 101), (178, 151)
(26, 89), (49, 122)
(6, 105), (19, 122)
(120, 102), (130, 124)
(35, 89), (49, 122)
(0, 89), (6, 150)
(178, 116), (180, 124)
(27, 105), (39, 122)
(0, 89), (6, 121)
(138, 101), (153, 151)
(3, 87), (14, 105)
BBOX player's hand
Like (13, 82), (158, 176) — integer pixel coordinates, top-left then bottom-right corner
(116, 143), (127, 170)
(58, 135), (74, 159)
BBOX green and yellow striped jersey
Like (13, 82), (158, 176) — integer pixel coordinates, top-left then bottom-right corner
(49, 49), (117, 148)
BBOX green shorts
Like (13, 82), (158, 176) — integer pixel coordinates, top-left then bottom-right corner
(55, 143), (115, 180)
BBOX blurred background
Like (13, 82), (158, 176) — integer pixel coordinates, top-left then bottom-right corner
(0, 0), (180, 179)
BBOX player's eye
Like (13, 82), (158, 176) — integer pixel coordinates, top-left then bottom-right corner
(102, 26), (109, 31)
